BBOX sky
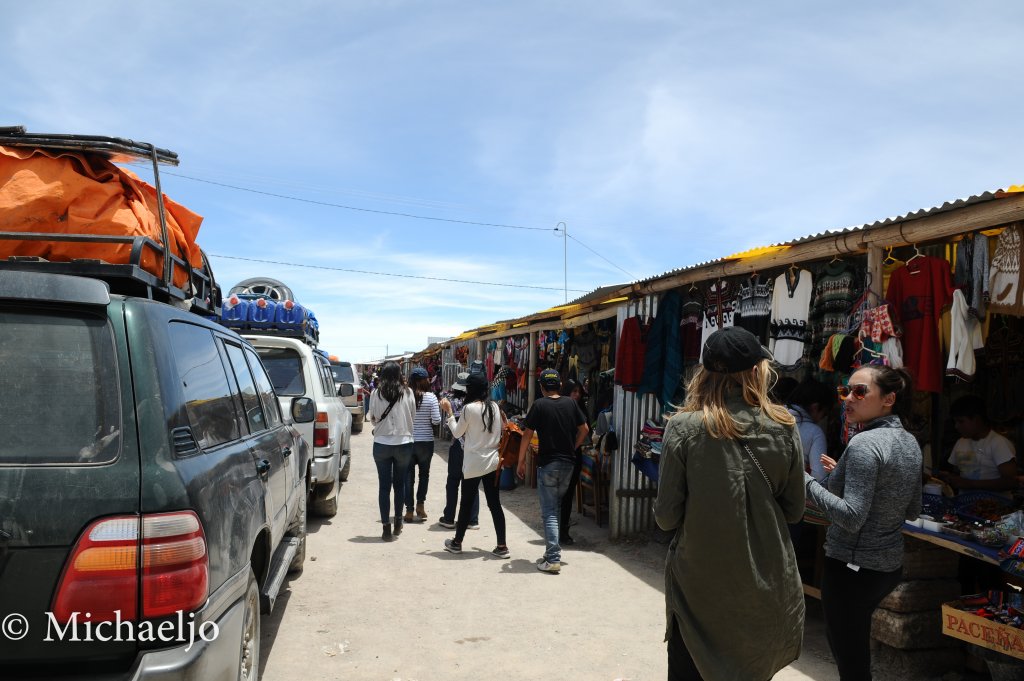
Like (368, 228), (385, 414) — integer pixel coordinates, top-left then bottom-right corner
(4, 2), (1023, 362)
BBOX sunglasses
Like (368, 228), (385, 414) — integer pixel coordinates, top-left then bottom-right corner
(836, 384), (870, 400)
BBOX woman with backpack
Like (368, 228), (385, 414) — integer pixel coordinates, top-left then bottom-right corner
(438, 373), (509, 558)
(368, 361), (416, 541)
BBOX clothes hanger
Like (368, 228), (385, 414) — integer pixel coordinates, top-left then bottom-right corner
(829, 254), (843, 264)
(906, 243), (925, 263)
(882, 247), (902, 265)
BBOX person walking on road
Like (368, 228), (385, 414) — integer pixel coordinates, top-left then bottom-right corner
(438, 373), (480, 529)
(368, 361), (416, 542)
(516, 368), (589, 574)
(655, 326), (806, 681)
(405, 366), (441, 523)
(806, 365), (921, 681)
(439, 373), (508, 558)
(559, 378), (586, 546)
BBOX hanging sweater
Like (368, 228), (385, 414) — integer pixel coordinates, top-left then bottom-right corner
(699, 280), (736, 362)
(886, 256), (954, 393)
(946, 289), (984, 381)
(807, 261), (862, 364)
(734, 274), (774, 343)
(639, 289), (683, 409)
(614, 316), (648, 391)
(770, 269), (814, 370)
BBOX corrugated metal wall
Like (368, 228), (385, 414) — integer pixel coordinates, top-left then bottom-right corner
(609, 295), (664, 538)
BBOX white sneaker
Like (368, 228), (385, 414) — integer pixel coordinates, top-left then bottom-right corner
(536, 560), (561, 574)
(468, 523), (480, 530)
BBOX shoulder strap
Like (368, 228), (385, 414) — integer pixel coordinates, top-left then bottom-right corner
(737, 439), (773, 493)
(378, 392), (400, 423)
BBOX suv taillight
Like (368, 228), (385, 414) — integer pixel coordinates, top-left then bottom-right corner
(314, 411), (329, 448)
(52, 511), (208, 623)
(356, 390), (363, 403)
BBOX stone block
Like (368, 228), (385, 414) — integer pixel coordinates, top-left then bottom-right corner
(879, 580), (964, 613)
(870, 641), (965, 681)
(872, 608), (957, 650)
(902, 546), (961, 580)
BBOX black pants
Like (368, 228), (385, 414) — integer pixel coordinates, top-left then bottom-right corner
(442, 440), (478, 524)
(559, 458), (582, 538)
(821, 557), (902, 681)
(667, 617), (703, 681)
(455, 472), (505, 545)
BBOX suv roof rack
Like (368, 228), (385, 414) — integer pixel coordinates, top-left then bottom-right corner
(0, 127), (221, 315)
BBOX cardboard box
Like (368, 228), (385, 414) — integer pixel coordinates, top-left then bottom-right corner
(942, 601), (1024, 661)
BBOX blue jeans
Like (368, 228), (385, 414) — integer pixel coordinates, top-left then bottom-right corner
(537, 459), (575, 563)
(373, 442), (413, 524)
(405, 440), (434, 510)
(442, 440), (478, 524)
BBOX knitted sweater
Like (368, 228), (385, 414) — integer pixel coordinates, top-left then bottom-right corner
(805, 415), (922, 571)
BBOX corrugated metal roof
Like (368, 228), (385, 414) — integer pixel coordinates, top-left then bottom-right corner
(566, 283), (628, 306)
(632, 188), (1017, 286)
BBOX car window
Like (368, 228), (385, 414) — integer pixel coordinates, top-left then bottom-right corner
(256, 347), (305, 396)
(0, 307), (121, 465)
(223, 341), (265, 434)
(317, 359), (334, 396)
(331, 363), (355, 383)
(246, 348), (283, 429)
(168, 322), (240, 449)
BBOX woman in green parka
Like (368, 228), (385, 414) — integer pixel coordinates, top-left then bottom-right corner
(655, 326), (807, 681)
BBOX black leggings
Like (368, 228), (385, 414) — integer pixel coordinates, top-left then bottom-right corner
(667, 617), (703, 681)
(821, 557), (902, 681)
(455, 472), (506, 545)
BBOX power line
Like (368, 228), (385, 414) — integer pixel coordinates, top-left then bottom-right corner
(565, 232), (637, 280)
(165, 172), (552, 231)
(209, 254), (589, 292)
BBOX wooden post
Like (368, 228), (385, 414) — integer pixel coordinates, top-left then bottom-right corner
(527, 330), (538, 408)
(867, 245), (884, 305)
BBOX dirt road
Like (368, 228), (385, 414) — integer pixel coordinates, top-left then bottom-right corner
(259, 429), (841, 681)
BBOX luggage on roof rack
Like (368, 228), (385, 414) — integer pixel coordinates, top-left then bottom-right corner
(220, 293), (320, 346)
(0, 126), (220, 314)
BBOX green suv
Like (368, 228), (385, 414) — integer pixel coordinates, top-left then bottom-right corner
(0, 269), (313, 679)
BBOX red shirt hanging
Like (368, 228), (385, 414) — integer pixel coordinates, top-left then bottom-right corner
(885, 256), (954, 393)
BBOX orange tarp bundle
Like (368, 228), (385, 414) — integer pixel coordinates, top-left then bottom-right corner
(0, 145), (204, 288)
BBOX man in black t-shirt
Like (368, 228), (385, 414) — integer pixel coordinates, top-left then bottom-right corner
(517, 368), (589, 573)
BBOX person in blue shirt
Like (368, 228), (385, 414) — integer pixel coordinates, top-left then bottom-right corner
(786, 379), (833, 482)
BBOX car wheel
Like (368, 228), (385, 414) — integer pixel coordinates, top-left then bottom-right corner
(238, 567), (261, 681)
(339, 454), (351, 482)
(311, 476), (339, 517)
(352, 419), (363, 434)
(287, 483), (307, 574)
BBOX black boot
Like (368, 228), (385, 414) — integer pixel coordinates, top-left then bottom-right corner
(382, 523), (393, 542)
(393, 516), (403, 536)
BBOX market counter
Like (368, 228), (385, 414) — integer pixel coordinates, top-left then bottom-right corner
(902, 523), (1002, 566)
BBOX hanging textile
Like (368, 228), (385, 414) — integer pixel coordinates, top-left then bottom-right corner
(615, 316), (649, 392)
(807, 261), (863, 366)
(769, 268), (814, 370)
(955, 232), (990, 319)
(885, 255), (954, 393)
(946, 289), (984, 381)
(679, 288), (704, 365)
(734, 274), (773, 343)
(638, 289), (683, 409)
(699, 280), (735, 361)
(990, 224), (1024, 316)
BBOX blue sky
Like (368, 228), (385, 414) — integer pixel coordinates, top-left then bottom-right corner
(4, 2), (1022, 361)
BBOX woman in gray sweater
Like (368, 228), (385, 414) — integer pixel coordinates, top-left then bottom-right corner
(806, 365), (922, 681)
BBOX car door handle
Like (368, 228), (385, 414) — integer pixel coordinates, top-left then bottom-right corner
(282, 447), (292, 458)
(257, 460), (271, 477)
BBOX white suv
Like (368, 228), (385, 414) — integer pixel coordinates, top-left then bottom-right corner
(247, 335), (352, 516)
(330, 360), (364, 433)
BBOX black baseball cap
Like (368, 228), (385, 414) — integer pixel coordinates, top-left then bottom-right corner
(539, 368), (561, 388)
(702, 326), (773, 373)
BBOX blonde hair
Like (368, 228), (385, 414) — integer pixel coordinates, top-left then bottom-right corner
(679, 359), (795, 439)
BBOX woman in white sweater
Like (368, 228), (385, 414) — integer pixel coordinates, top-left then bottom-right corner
(368, 361), (416, 542)
(439, 373), (509, 558)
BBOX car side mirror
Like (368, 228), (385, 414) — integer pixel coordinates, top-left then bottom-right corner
(291, 396), (316, 423)
(339, 384), (355, 397)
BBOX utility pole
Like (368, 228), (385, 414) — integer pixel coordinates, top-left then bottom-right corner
(556, 221), (567, 304)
